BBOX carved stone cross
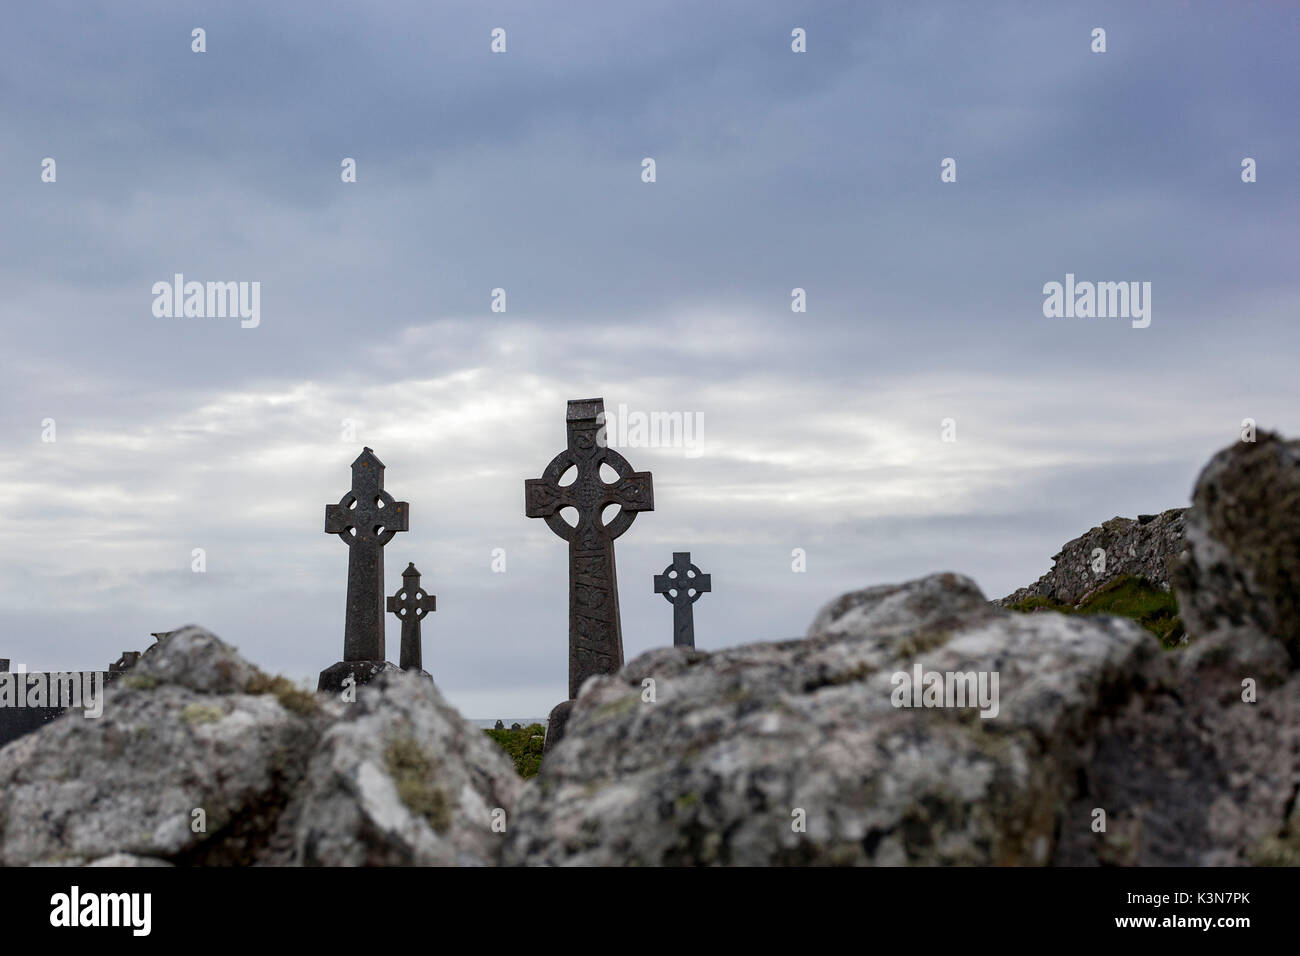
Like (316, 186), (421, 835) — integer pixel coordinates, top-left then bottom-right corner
(324, 447), (408, 664)
(526, 398), (654, 700)
(387, 562), (435, 673)
(654, 552), (711, 649)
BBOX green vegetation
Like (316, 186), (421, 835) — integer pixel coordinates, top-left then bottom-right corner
(484, 723), (546, 778)
(1007, 574), (1184, 647)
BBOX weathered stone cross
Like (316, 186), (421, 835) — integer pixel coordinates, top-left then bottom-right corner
(526, 398), (654, 701)
(387, 562), (435, 674)
(323, 448), (408, 672)
(654, 552), (711, 649)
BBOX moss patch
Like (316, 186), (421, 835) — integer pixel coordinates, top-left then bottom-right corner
(594, 694), (639, 721)
(383, 737), (452, 832)
(484, 723), (545, 778)
(1007, 575), (1184, 647)
(180, 702), (224, 725)
(245, 673), (318, 716)
(895, 629), (953, 659)
(123, 674), (160, 690)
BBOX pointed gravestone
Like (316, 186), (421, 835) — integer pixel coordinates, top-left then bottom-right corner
(526, 398), (653, 750)
(387, 561), (435, 678)
(319, 447), (408, 692)
(654, 552), (711, 649)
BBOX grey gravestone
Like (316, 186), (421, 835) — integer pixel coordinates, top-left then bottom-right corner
(654, 552), (711, 649)
(387, 562), (435, 676)
(526, 398), (653, 750)
(320, 447), (408, 692)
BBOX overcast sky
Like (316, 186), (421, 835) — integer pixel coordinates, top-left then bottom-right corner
(1, 1), (1296, 718)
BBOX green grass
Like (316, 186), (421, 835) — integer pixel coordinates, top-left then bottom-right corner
(1007, 574), (1185, 647)
(484, 723), (546, 778)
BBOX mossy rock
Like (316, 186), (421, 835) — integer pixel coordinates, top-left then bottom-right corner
(180, 702), (225, 725)
(1007, 575), (1184, 648)
(383, 737), (452, 832)
(245, 672), (318, 717)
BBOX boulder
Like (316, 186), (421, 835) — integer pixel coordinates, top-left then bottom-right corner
(0, 626), (519, 866)
(293, 669), (519, 866)
(505, 574), (1158, 865)
(505, 568), (1299, 866)
(1172, 431), (1300, 665)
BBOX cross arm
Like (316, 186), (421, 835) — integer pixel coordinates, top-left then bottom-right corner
(325, 502), (351, 535)
(609, 471), (654, 513)
(383, 500), (410, 534)
(525, 477), (570, 518)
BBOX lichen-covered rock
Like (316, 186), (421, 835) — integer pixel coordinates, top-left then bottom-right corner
(1052, 621), (1300, 866)
(505, 569), (1300, 866)
(130, 625), (262, 694)
(1173, 431), (1300, 665)
(293, 669), (519, 866)
(997, 509), (1186, 607)
(504, 574), (1166, 866)
(0, 628), (519, 867)
(0, 629), (323, 866)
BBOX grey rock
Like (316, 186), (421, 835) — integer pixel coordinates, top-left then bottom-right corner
(1053, 624), (1300, 866)
(505, 570), (1299, 866)
(0, 628), (518, 867)
(996, 508), (1186, 607)
(130, 624), (261, 695)
(0, 653), (320, 867)
(85, 853), (174, 867)
(505, 574), (1156, 865)
(1172, 431), (1300, 665)
(293, 669), (519, 866)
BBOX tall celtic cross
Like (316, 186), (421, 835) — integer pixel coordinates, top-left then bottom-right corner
(526, 398), (654, 699)
(387, 562), (435, 673)
(654, 552), (711, 649)
(324, 448), (408, 663)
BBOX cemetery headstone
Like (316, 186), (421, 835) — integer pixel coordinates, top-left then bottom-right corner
(653, 552), (711, 649)
(526, 398), (653, 750)
(320, 447), (407, 692)
(387, 562), (435, 677)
